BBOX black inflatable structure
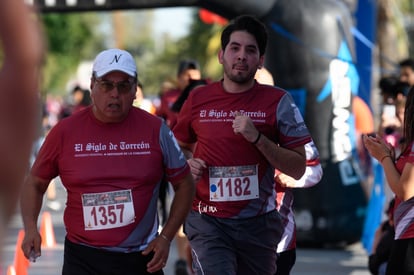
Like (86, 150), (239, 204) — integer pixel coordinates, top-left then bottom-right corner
(34, 0), (368, 245)
(262, 0), (367, 245)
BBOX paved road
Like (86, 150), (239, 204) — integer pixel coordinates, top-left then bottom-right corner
(2, 182), (372, 275)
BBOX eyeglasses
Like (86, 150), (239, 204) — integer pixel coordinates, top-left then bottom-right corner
(94, 78), (135, 94)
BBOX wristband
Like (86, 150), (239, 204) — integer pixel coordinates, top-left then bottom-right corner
(159, 233), (171, 243)
(380, 155), (392, 164)
(252, 132), (261, 145)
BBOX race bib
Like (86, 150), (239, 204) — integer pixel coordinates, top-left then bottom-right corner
(209, 165), (259, 202)
(82, 190), (135, 230)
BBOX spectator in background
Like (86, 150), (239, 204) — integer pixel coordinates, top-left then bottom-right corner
(393, 83), (409, 151)
(156, 59), (201, 128)
(363, 86), (414, 275)
(133, 80), (156, 114)
(171, 79), (209, 113)
(379, 76), (400, 105)
(377, 81), (410, 154)
(0, 0), (44, 255)
(59, 85), (92, 119)
(153, 80), (176, 111)
(399, 58), (414, 87)
(74, 88), (92, 113)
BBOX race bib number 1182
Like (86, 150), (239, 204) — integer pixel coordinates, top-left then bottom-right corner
(209, 165), (259, 202)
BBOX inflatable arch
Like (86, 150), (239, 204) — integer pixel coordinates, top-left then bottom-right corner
(35, 0), (370, 245)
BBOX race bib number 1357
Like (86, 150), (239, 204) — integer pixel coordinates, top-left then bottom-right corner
(81, 190), (135, 230)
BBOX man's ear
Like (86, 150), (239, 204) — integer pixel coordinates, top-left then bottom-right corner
(218, 49), (224, 65)
(258, 55), (265, 69)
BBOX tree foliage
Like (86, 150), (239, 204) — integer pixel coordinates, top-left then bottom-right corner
(40, 13), (104, 95)
(36, 8), (227, 97)
(141, 9), (223, 96)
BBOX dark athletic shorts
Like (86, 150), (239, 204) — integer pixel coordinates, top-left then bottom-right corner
(276, 249), (296, 275)
(62, 238), (164, 275)
(386, 238), (414, 275)
(185, 210), (283, 275)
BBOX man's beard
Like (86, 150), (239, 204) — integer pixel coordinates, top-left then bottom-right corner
(226, 69), (255, 84)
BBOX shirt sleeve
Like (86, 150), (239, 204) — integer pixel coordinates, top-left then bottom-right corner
(159, 122), (190, 184)
(276, 92), (311, 148)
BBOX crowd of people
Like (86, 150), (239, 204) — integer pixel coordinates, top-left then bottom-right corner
(2, 1), (414, 274)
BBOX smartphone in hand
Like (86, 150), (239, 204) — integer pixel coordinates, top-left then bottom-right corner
(382, 104), (396, 119)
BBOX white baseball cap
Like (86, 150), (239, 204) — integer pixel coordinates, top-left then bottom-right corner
(92, 48), (137, 78)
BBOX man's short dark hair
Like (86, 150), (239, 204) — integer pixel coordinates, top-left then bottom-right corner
(220, 15), (268, 56)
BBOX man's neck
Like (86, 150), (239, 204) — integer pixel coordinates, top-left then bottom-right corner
(221, 78), (255, 94)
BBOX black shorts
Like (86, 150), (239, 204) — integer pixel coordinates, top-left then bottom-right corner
(276, 249), (296, 275)
(62, 238), (164, 275)
(386, 238), (414, 275)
